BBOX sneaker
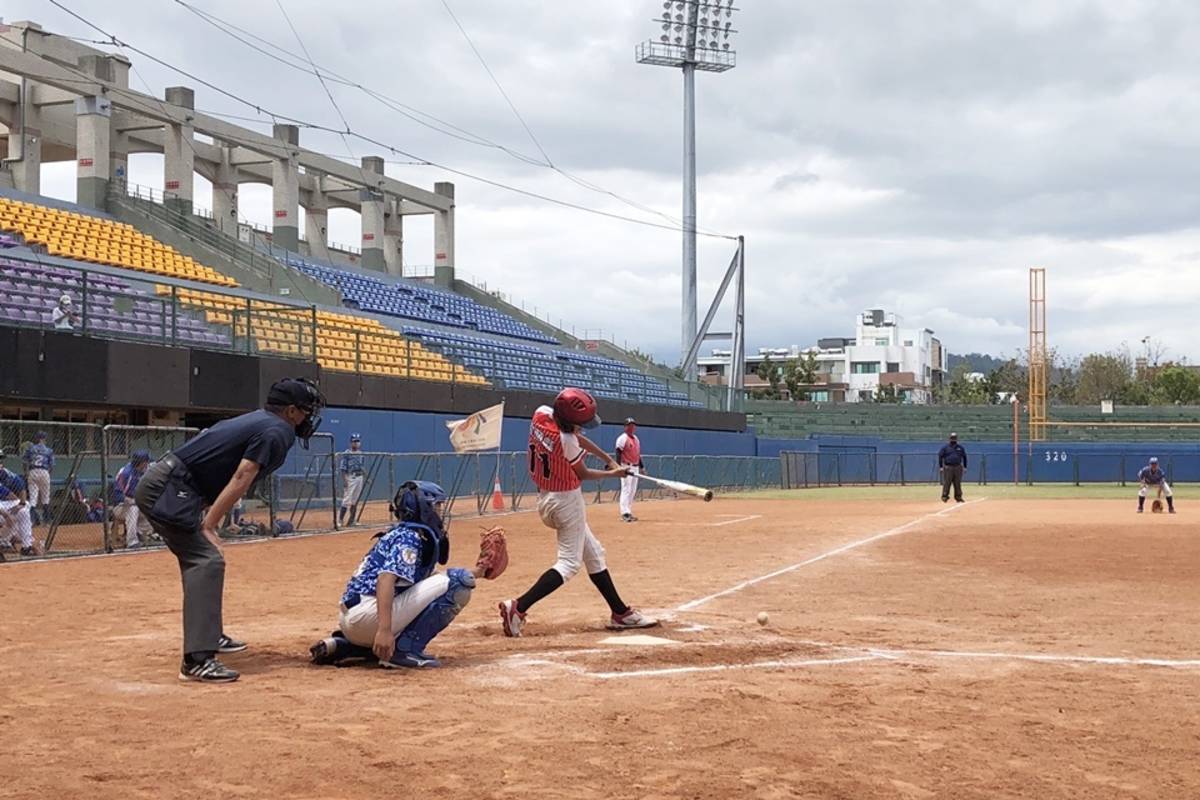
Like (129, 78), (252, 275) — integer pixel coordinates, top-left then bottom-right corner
(382, 650), (441, 669)
(1169, 508), (1177, 514)
(628, 514), (639, 522)
(621, 513), (633, 522)
(217, 634), (247, 654)
(607, 608), (660, 631)
(179, 657), (240, 683)
(499, 599), (526, 638)
(1137, 508), (1144, 514)
(127, 542), (142, 550)
(19, 546), (37, 557)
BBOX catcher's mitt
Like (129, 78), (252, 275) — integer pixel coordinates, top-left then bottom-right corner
(476, 526), (509, 579)
(1151, 499), (1164, 514)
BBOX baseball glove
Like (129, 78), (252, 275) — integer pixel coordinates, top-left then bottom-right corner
(1151, 499), (1164, 514)
(476, 526), (509, 579)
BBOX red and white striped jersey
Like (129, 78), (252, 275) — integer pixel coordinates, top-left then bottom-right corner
(615, 432), (641, 465)
(528, 405), (583, 492)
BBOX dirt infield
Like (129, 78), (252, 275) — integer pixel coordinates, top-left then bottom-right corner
(2, 492), (1198, 799)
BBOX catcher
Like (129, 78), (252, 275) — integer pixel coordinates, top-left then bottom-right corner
(309, 480), (507, 669)
(1136, 457), (1176, 514)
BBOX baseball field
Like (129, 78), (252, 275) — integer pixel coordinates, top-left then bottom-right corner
(3, 489), (1197, 799)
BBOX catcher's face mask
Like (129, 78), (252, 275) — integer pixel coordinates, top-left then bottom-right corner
(390, 480), (450, 564)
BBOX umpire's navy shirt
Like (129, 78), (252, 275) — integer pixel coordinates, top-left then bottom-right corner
(938, 442), (967, 468)
(173, 409), (296, 503)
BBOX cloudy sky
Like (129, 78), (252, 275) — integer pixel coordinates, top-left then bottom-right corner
(12, 0), (1200, 364)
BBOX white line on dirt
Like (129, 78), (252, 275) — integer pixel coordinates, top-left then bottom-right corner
(706, 514), (762, 527)
(675, 498), (988, 612)
(589, 655), (881, 679)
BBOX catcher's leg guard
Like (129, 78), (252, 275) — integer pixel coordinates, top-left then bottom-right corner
(392, 568), (476, 661)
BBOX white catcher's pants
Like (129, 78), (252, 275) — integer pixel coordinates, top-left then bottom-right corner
(619, 466), (639, 516)
(341, 473), (364, 509)
(1139, 482), (1173, 498)
(113, 499), (152, 546)
(27, 468), (50, 508)
(338, 573), (451, 646)
(0, 500), (34, 548)
(538, 489), (608, 581)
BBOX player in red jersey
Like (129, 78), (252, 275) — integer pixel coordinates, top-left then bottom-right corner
(498, 388), (659, 636)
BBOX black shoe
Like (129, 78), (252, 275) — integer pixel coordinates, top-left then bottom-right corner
(19, 547), (37, 556)
(621, 513), (633, 522)
(955, 499), (964, 503)
(179, 657), (240, 683)
(941, 497), (948, 503)
(309, 635), (350, 665)
(217, 634), (247, 654)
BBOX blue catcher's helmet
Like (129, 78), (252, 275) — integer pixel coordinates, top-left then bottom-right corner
(389, 480), (450, 564)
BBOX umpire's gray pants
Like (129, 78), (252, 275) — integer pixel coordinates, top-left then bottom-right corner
(941, 464), (964, 502)
(135, 459), (224, 658)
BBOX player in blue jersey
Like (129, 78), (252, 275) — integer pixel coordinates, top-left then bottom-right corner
(309, 480), (507, 669)
(338, 433), (365, 526)
(1136, 457), (1175, 514)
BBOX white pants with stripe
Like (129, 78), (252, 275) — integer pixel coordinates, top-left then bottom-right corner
(113, 499), (152, 546)
(341, 473), (364, 509)
(1139, 482), (1172, 498)
(0, 500), (34, 549)
(338, 573), (451, 646)
(27, 468), (51, 508)
(619, 466), (639, 516)
(538, 489), (607, 580)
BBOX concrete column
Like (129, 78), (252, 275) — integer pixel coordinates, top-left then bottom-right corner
(434, 181), (456, 288)
(211, 146), (240, 238)
(74, 95), (112, 211)
(360, 156), (386, 272)
(383, 196), (404, 276)
(271, 124), (300, 252)
(163, 86), (195, 214)
(7, 123), (41, 196)
(303, 172), (332, 262)
(110, 128), (129, 195)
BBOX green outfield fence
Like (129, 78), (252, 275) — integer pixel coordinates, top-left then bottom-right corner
(1, 421), (783, 561)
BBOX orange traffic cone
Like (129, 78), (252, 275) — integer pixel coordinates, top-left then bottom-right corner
(491, 476), (505, 511)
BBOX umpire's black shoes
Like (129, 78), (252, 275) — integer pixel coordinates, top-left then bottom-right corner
(217, 634), (248, 654)
(179, 657), (240, 683)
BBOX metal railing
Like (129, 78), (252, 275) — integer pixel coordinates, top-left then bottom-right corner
(778, 450), (1200, 488)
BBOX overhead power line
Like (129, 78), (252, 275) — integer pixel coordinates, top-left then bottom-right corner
(41, 0), (735, 239)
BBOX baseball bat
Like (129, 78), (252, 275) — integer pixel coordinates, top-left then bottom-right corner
(635, 472), (714, 502)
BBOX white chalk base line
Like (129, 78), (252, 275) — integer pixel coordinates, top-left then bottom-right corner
(677, 498), (987, 612)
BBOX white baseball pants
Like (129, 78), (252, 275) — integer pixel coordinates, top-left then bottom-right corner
(27, 468), (50, 508)
(1139, 482), (1172, 498)
(341, 473), (364, 509)
(113, 499), (152, 546)
(0, 500), (34, 549)
(537, 489), (607, 581)
(619, 466), (639, 516)
(338, 573), (452, 646)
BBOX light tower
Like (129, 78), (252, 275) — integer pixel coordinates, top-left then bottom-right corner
(637, 1), (738, 376)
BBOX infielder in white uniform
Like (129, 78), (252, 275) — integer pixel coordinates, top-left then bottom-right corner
(339, 433), (365, 526)
(614, 417), (645, 522)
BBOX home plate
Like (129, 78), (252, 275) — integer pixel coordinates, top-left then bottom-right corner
(599, 634), (678, 647)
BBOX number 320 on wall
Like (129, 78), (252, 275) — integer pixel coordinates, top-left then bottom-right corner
(1044, 450), (1068, 462)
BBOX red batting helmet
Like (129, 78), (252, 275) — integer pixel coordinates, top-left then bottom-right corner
(553, 387), (601, 429)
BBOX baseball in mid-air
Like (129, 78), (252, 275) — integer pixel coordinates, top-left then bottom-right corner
(756, 611), (769, 626)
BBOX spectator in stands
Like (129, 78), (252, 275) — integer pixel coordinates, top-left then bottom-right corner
(112, 450), (155, 548)
(51, 294), (80, 330)
(938, 432), (967, 503)
(0, 448), (41, 556)
(22, 431), (54, 525)
(339, 433), (365, 526)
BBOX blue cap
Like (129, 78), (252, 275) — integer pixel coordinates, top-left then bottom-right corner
(1150, 457), (1158, 464)
(350, 432), (361, 441)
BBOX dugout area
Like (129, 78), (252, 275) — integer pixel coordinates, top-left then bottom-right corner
(2, 490), (1197, 799)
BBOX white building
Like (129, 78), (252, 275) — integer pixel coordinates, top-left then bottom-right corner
(699, 309), (947, 403)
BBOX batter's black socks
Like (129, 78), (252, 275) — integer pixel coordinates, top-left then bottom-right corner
(588, 569), (629, 617)
(517, 569), (565, 614)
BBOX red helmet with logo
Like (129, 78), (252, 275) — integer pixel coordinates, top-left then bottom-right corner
(553, 387), (601, 429)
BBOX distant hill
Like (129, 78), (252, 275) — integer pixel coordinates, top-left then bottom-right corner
(947, 352), (1006, 374)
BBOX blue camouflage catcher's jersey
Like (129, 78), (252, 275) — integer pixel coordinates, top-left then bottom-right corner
(341, 524), (438, 606)
(1138, 466), (1167, 485)
(0, 468), (25, 500)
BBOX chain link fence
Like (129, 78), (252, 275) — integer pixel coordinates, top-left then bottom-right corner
(2, 420), (784, 562)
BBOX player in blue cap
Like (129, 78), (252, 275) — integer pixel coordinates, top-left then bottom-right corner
(338, 433), (365, 526)
(310, 480), (507, 669)
(112, 450), (154, 548)
(1137, 457), (1175, 513)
